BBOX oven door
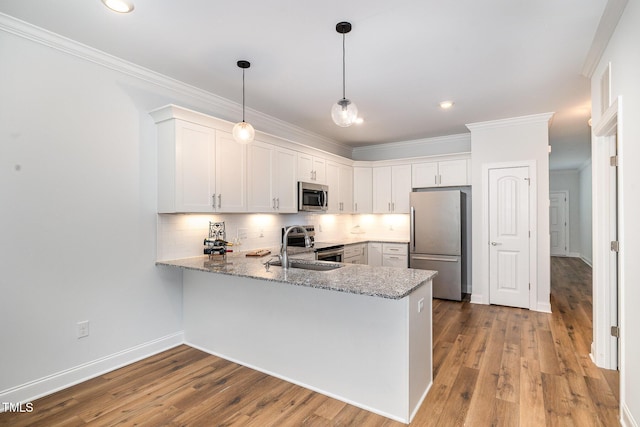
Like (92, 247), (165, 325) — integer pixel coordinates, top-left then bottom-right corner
(316, 248), (344, 263)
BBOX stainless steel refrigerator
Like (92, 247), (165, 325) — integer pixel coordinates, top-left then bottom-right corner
(410, 190), (466, 301)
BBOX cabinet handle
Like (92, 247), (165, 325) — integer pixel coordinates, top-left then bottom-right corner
(439, 174), (442, 185)
(276, 198), (280, 209)
(389, 248), (399, 251)
(435, 175), (438, 185)
(273, 198), (276, 209)
(388, 202), (391, 212)
(355, 202), (358, 212)
(391, 202), (395, 212)
(218, 194), (222, 209)
(212, 193), (216, 208)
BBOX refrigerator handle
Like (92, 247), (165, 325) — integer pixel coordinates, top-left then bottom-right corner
(410, 206), (416, 251)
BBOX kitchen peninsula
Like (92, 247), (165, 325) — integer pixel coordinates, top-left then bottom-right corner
(158, 252), (435, 423)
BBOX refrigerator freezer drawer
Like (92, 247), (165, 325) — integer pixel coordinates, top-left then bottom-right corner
(410, 254), (462, 301)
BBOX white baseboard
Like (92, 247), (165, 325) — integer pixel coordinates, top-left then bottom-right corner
(535, 301), (552, 313)
(470, 293), (485, 305)
(621, 401), (638, 427)
(580, 256), (593, 267)
(0, 332), (184, 407)
(567, 252), (581, 258)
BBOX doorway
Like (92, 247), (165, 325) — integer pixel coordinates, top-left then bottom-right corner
(550, 191), (569, 256)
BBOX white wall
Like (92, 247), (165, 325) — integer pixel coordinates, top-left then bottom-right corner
(468, 114), (552, 312)
(0, 28), (190, 398)
(591, 1), (640, 424)
(578, 161), (593, 265)
(352, 134), (470, 161)
(549, 170), (582, 256)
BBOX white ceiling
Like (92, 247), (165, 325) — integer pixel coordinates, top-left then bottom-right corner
(0, 0), (605, 169)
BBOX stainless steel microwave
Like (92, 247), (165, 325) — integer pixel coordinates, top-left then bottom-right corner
(298, 182), (328, 212)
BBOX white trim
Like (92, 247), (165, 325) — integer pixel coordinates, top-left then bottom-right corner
(481, 160), (539, 311)
(0, 13), (351, 158)
(0, 332), (184, 408)
(621, 401), (638, 427)
(466, 113), (555, 131)
(581, 0), (630, 78)
(352, 133), (471, 161)
(591, 97), (622, 373)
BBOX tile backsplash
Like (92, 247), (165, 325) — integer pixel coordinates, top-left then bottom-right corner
(157, 212), (410, 261)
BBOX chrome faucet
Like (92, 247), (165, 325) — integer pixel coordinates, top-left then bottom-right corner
(280, 225), (312, 269)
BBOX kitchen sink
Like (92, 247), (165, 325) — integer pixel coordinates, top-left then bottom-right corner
(269, 260), (343, 271)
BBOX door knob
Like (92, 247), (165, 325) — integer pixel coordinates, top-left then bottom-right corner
(491, 241), (502, 246)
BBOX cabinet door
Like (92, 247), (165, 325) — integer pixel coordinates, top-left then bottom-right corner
(325, 162), (341, 213)
(353, 167), (372, 214)
(215, 130), (247, 212)
(339, 164), (353, 213)
(438, 159), (468, 186)
(313, 157), (327, 184)
(383, 254), (408, 268)
(274, 147), (298, 213)
(372, 167), (392, 213)
(247, 141), (275, 212)
(297, 153), (314, 182)
(391, 164), (412, 213)
(368, 243), (383, 267)
(172, 120), (216, 213)
(412, 162), (439, 188)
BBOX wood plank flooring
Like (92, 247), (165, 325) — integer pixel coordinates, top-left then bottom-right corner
(0, 257), (619, 426)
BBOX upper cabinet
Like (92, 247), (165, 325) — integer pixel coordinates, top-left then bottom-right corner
(248, 141), (297, 213)
(326, 162), (353, 214)
(353, 167), (373, 214)
(372, 165), (412, 214)
(298, 153), (326, 184)
(412, 159), (469, 188)
(152, 107), (247, 213)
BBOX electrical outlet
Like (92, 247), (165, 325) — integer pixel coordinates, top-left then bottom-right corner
(77, 320), (89, 338)
(237, 228), (248, 240)
(418, 298), (424, 313)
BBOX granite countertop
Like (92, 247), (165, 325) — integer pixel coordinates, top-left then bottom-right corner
(156, 251), (435, 300)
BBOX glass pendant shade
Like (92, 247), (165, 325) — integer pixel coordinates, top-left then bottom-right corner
(331, 98), (358, 127)
(232, 121), (255, 144)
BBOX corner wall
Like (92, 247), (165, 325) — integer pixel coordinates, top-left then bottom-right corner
(467, 114), (553, 312)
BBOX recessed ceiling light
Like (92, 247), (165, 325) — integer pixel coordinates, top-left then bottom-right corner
(439, 101), (454, 110)
(101, 0), (134, 13)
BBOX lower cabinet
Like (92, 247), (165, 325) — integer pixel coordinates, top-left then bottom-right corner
(367, 243), (383, 267)
(344, 243), (367, 264)
(382, 243), (408, 268)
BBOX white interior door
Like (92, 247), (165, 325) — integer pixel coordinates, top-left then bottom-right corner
(489, 166), (530, 308)
(549, 191), (568, 256)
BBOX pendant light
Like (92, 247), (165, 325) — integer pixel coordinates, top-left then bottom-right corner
(331, 21), (358, 127)
(232, 60), (255, 144)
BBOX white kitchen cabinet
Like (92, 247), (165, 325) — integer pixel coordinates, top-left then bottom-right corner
(382, 243), (408, 268)
(367, 243), (383, 267)
(344, 243), (367, 264)
(154, 118), (246, 213)
(412, 159), (469, 188)
(372, 165), (412, 214)
(326, 162), (353, 214)
(248, 141), (297, 213)
(353, 167), (372, 214)
(298, 153), (326, 184)
(215, 130), (247, 212)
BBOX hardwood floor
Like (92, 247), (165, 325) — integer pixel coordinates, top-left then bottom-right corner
(0, 257), (619, 426)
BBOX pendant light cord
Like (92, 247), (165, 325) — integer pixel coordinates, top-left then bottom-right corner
(242, 68), (246, 122)
(342, 33), (346, 100)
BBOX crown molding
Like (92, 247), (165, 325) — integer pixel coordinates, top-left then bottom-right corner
(0, 12), (351, 158)
(581, 0), (629, 78)
(466, 112), (555, 132)
(352, 133), (471, 161)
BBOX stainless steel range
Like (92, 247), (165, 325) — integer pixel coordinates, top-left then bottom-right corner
(281, 225), (344, 262)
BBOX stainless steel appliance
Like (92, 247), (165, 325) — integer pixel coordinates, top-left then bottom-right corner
(315, 244), (344, 262)
(298, 182), (328, 212)
(410, 190), (466, 301)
